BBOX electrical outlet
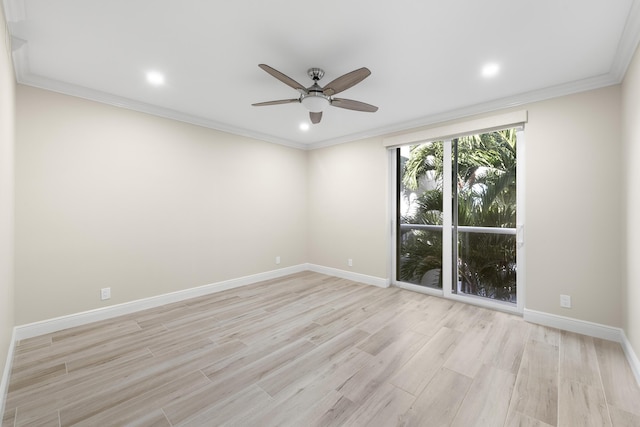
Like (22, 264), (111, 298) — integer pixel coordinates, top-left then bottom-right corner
(348, 259), (353, 267)
(275, 256), (281, 265)
(560, 294), (571, 308)
(101, 287), (111, 301)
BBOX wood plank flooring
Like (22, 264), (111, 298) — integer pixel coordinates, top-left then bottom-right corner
(2, 271), (640, 426)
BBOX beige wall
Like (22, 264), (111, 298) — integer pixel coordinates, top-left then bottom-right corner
(524, 86), (622, 326)
(622, 45), (640, 357)
(0, 2), (15, 394)
(307, 137), (389, 279)
(308, 86), (623, 327)
(10, 61), (628, 335)
(15, 86), (308, 324)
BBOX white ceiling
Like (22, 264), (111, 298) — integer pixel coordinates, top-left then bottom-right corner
(3, 0), (640, 149)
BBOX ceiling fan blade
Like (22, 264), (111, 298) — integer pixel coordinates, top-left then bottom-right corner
(323, 67), (371, 96)
(310, 111), (322, 124)
(252, 99), (300, 107)
(331, 98), (378, 112)
(258, 64), (307, 93)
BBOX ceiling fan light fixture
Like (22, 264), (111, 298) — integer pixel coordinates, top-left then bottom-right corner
(301, 93), (329, 112)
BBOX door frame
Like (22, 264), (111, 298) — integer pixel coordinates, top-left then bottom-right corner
(388, 124), (526, 315)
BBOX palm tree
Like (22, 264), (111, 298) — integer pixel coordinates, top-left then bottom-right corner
(399, 130), (517, 301)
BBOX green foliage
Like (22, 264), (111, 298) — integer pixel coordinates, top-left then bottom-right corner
(399, 130), (517, 301)
(458, 232), (516, 300)
(399, 229), (443, 283)
(402, 142), (445, 191)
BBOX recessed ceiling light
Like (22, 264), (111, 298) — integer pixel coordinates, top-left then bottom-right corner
(481, 63), (500, 78)
(146, 71), (165, 86)
(299, 122), (310, 131)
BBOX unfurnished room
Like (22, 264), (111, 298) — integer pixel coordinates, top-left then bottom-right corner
(1, 1), (640, 426)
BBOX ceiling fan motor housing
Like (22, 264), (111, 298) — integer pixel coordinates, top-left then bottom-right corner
(307, 68), (325, 81)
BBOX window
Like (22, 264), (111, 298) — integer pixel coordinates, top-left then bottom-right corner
(386, 112), (526, 313)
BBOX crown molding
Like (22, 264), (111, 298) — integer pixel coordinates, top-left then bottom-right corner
(611, 0), (640, 82)
(6, 0), (639, 151)
(10, 64), (623, 153)
(15, 72), (309, 150)
(306, 72), (619, 150)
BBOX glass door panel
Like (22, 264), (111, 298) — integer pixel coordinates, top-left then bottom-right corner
(395, 128), (520, 308)
(452, 130), (517, 303)
(456, 229), (516, 302)
(397, 142), (444, 289)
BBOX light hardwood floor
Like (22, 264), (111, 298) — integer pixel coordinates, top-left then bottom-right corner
(2, 271), (640, 426)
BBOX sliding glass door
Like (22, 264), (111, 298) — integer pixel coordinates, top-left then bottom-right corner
(395, 129), (523, 311)
(397, 141), (445, 289)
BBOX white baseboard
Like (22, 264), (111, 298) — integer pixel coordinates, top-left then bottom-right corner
(11, 266), (637, 394)
(14, 264), (307, 341)
(306, 263), (390, 288)
(0, 328), (16, 420)
(621, 331), (640, 388)
(524, 308), (640, 387)
(523, 308), (623, 342)
(1, 263), (389, 410)
(14, 264), (387, 341)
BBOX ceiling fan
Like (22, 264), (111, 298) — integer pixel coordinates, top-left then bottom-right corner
(252, 64), (378, 124)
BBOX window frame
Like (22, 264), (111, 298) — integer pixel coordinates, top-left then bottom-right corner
(386, 112), (527, 314)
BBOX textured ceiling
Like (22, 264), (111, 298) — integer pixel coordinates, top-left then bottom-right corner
(4, 0), (640, 149)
